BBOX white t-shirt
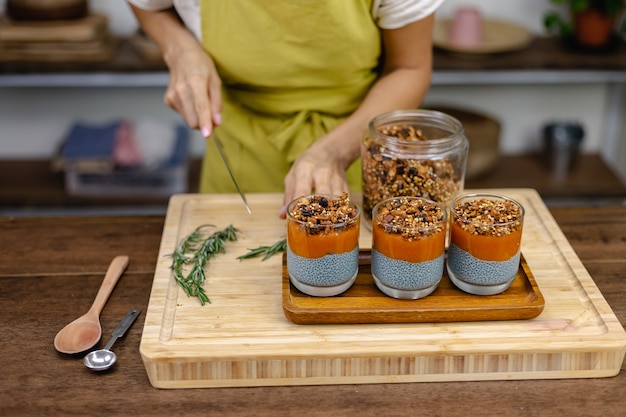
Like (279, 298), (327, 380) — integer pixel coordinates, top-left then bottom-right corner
(127, 0), (444, 41)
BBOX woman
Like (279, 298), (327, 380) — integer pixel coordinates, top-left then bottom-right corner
(127, 0), (443, 216)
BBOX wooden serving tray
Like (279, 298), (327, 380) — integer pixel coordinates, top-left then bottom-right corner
(282, 250), (544, 324)
(140, 189), (626, 388)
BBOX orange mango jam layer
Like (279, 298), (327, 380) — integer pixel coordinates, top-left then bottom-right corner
(372, 223), (446, 263)
(287, 221), (359, 259)
(450, 222), (522, 261)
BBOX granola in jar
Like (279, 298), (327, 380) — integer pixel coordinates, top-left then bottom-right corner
(361, 110), (468, 226)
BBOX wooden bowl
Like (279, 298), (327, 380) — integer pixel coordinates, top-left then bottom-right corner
(428, 105), (501, 180)
(6, 0), (88, 21)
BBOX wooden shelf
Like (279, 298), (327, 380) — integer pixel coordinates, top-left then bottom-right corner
(433, 36), (626, 72)
(1, 37), (625, 87)
(1, 154), (624, 216)
(466, 153), (626, 202)
(0, 35), (624, 214)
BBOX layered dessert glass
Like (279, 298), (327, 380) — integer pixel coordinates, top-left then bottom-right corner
(371, 196), (447, 299)
(286, 193), (361, 297)
(447, 193), (525, 295)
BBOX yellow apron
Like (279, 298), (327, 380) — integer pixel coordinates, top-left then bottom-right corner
(199, 0), (379, 193)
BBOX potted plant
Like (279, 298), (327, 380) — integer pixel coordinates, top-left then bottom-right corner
(544, 0), (626, 48)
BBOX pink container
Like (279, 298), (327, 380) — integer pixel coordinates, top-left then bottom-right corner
(449, 7), (484, 49)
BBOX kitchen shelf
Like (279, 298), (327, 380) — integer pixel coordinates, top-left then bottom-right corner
(0, 37), (625, 87)
(1, 154), (624, 217)
(1, 36), (625, 217)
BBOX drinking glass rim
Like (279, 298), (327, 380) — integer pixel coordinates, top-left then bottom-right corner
(372, 196), (448, 233)
(450, 193), (525, 227)
(287, 194), (361, 229)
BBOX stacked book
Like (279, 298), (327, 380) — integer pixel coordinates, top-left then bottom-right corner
(0, 13), (117, 62)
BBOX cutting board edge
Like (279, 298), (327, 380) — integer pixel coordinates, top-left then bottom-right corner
(140, 346), (626, 388)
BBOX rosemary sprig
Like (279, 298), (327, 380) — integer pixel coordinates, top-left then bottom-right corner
(170, 224), (239, 305)
(237, 238), (287, 261)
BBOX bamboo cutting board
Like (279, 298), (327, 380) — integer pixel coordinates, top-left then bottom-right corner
(140, 189), (626, 388)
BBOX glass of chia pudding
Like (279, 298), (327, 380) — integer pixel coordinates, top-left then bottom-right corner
(286, 193), (361, 297)
(447, 193), (525, 295)
(371, 196), (447, 299)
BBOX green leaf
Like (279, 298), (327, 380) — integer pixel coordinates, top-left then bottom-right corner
(570, 0), (590, 13)
(237, 238), (287, 261)
(169, 224), (239, 306)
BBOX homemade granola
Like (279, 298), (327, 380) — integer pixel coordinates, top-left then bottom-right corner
(362, 124), (462, 222)
(375, 197), (446, 240)
(452, 198), (523, 237)
(378, 124), (428, 141)
(289, 193), (359, 236)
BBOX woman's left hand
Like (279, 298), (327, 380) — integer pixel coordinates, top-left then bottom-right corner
(280, 13), (436, 218)
(281, 142), (350, 218)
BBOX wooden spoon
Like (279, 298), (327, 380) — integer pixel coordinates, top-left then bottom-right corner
(54, 255), (129, 354)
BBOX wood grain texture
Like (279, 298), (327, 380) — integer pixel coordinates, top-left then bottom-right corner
(283, 251), (544, 324)
(0, 14), (108, 43)
(140, 190), (626, 388)
(2, 205), (626, 416)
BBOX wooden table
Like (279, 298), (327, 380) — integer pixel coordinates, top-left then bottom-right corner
(1, 201), (625, 416)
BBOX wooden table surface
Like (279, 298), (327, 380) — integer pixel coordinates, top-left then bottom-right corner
(1, 203), (625, 417)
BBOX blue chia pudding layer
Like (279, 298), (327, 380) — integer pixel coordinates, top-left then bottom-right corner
(287, 246), (359, 287)
(446, 243), (520, 286)
(372, 250), (444, 290)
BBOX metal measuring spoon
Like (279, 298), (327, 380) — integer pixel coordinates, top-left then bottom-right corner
(83, 308), (140, 371)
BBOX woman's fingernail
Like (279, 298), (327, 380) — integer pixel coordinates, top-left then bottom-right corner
(214, 113), (222, 125)
(201, 126), (211, 137)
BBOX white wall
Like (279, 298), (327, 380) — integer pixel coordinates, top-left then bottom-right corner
(423, 84), (609, 154)
(0, 0), (624, 182)
(433, 0), (626, 182)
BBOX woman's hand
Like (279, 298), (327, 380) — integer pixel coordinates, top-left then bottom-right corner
(281, 135), (352, 218)
(163, 42), (222, 136)
(279, 101), (372, 219)
(128, 5), (222, 136)
(279, 14), (436, 217)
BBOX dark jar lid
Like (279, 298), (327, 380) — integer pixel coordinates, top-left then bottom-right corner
(542, 122), (585, 145)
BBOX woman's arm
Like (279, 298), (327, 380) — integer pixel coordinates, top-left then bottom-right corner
(281, 14), (435, 215)
(128, 4), (222, 136)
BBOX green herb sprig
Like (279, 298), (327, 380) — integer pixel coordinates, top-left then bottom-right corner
(237, 238), (287, 261)
(170, 224), (239, 305)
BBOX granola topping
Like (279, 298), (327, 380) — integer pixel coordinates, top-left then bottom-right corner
(289, 193), (359, 236)
(378, 124), (428, 141)
(362, 124), (462, 222)
(375, 197), (445, 241)
(452, 198), (523, 237)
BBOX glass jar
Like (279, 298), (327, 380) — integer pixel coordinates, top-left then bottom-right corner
(361, 109), (469, 225)
(286, 193), (361, 297)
